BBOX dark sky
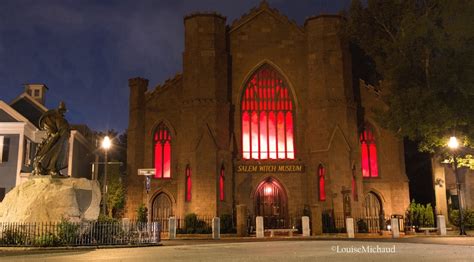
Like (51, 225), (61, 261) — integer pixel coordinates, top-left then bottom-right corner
(0, 0), (351, 133)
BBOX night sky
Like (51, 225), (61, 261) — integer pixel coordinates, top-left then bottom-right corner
(0, 0), (351, 132)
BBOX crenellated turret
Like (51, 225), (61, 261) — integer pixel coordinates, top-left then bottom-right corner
(126, 77), (148, 218)
(183, 13), (228, 102)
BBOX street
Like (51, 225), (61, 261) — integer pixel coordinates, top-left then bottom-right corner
(1, 238), (473, 261)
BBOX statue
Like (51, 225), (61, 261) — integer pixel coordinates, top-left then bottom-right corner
(32, 101), (71, 177)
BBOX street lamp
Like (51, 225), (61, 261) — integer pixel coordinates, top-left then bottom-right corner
(101, 136), (112, 215)
(447, 136), (466, 235)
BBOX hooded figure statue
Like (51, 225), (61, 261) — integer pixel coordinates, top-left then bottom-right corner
(32, 101), (71, 177)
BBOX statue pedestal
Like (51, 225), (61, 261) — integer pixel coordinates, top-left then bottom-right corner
(0, 176), (101, 223)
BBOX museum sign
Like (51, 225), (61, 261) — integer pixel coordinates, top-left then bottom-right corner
(236, 164), (305, 173)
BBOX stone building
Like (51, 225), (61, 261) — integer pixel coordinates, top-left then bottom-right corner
(126, 2), (410, 231)
(432, 157), (474, 220)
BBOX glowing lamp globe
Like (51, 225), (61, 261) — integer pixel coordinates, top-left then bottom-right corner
(102, 136), (112, 150)
(448, 136), (459, 150)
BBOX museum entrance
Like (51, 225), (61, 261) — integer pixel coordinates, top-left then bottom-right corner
(254, 178), (288, 229)
(151, 192), (173, 230)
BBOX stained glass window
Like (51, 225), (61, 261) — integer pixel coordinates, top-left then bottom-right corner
(185, 165), (191, 201)
(318, 164), (326, 201)
(360, 125), (379, 178)
(241, 66), (295, 160)
(154, 123), (172, 178)
(219, 165), (225, 201)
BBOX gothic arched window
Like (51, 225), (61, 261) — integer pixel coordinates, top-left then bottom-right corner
(219, 165), (225, 201)
(360, 124), (379, 178)
(241, 65), (295, 160)
(318, 164), (326, 201)
(185, 165), (191, 201)
(153, 122), (172, 179)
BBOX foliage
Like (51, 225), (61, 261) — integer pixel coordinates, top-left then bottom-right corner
(136, 203), (148, 223)
(220, 214), (236, 234)
(344, 0), (474, 162)
(98, 213), (119, 223)
(405, 200), (435, 228)
(106, 164), (125, 218)
(449, 209), (474, 229)
(58, 218), (80, 245)
(183, 213), (211, 234)
(0, 229), (27, 245)
(34, 233), (60, 247)
(357, 219), (368, 233)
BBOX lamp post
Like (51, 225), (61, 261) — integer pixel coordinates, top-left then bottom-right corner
(101, 136), (112, 216)
(448, 136), (467, 235)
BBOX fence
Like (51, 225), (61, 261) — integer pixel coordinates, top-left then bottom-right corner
(322, 212), (406, 234)
(157, 216), (213, 234)
(0, 221), (160, 247)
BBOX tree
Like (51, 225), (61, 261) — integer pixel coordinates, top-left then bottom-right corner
(95, 129), (127, 217)
(344, 0), (474, 163)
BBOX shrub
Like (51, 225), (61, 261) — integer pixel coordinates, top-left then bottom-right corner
(449, 209), (474, 229)
(136, 203), (148, 223)
(357, 219), (368, 233)
(220, 214), (236, 234)
(0, 228), (27, 245)
(183, 213), (211, 234)
(405, 199), (434, 229)
(58, 219), (80, 245)
(35, 233), (60, 247)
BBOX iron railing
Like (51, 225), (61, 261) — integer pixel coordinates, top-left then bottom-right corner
(0, 221), (160, 247)
(155, 216), (213, 233)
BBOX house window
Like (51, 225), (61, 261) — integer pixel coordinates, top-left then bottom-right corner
(185, 165), (191, 202)
(153, 123), (172, 178)
(241, 65), (295, 160)
(360, 125), (379, 178)
(0, 136), (10, 163)
(219, 165), (225, 201)
(318, 164), (326, 201)
(23, 139), (34, 167)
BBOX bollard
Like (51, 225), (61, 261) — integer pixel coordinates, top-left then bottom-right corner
(169, 217), (177, 240)
(302, 216), (310, 237)
(256, 216), (264, 238)
(152, 222), (160, 243)
(236, 205), (248, 237)
(437, 215), (447, 236)
(346, 217), (355, 238)
(391, 218), (400, 238)
(212, 217), (220, 240)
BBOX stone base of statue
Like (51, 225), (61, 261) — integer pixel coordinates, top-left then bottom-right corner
(0, 176), (101, 223)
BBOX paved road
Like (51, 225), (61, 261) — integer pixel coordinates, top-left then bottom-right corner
(1, 238), (473, 262)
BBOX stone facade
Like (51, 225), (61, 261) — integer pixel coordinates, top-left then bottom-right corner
(125, 2), (410, 228)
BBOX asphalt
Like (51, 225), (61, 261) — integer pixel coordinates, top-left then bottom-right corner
(0, 236), (473, 261)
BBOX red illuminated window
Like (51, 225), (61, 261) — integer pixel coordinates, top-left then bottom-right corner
(241, 66), (295, 160)
(185, 165), (191, 201)
(318, 164), (326, 201)
(360, 125), (379, 178)
(153, 123), (172, 178)
(219, 165), (225, 201)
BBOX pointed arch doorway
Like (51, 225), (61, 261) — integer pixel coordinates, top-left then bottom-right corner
(151, 192), (173, 229)
(364, 192), (385, 232)
(254, 178), (288, 229)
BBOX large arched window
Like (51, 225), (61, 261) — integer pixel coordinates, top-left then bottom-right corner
(360, 124), (379, 178)
(154, 122), (172, 179)
(241, 65), (295, 160)
(318, 164), (326, 201)
(219, 165), (225, 201)
(185, 165), (191, 201)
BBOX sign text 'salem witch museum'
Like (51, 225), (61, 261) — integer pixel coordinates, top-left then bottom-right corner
(126, 2), (410, 230)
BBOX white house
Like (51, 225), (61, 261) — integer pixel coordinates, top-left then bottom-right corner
(0, 84), (97, 201)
